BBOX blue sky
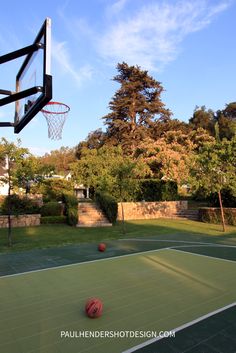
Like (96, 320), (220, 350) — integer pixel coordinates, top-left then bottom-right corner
(0, 0), (235, 155)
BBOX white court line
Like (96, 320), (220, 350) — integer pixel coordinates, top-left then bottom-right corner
(122, 302), (236, 353)
(2, 240), (236, 279)
(120, 238), (236, 248)
(0, 247), (169, 279)
(170, 248), (236, 264)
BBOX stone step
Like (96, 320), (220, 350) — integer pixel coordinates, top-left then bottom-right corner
(176, 210), (199, 215)
(77, 221), (112, 227)
(77, 202), (111, 227)
(171, 213), (199, 220)
(79, 215), (108, 222)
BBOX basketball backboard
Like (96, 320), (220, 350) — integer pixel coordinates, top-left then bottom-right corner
(0, 18), (52, 133)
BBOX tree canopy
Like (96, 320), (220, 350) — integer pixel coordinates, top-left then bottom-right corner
(102, 62), (172, 154)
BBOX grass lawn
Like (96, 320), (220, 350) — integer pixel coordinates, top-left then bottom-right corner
(0, 219), (236, 253)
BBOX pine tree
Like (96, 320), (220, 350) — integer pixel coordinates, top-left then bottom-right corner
(102, 62), (171, 154)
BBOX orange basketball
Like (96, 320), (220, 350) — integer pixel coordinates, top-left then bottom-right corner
(98, 243), (106, 252)
(85, 298), (103, 318)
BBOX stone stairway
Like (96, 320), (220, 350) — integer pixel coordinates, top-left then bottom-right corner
(77, 202), (112, 227)
(171, 209), (199, 221)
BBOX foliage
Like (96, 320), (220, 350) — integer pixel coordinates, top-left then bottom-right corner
(40, 146), (76, 174)
(0, 138), (30, 191)
(110, 158), (148, 201)
(102, 62), (172, 154)
(39, 178), (74, 202)
(40, 216), (67, 224)
(137, 179), (178, 201)
(135, 132), (195, 184)
(199, 208), (236, 226)
(191, 138), (236, 196)
(209, 188), (236, 208)
(40, 202), (62, 216)
(14, 155), (53, 192)
(62, 193), (78, 226)
(95, 191), (118, 224)
(66, 208), (78, 226)
(189, 106), (215, 136)
(189, 103), (236, 141)
(1, 195), (40, 215)
(71, 145), (124, 189)
(216, 102), (236, 140)
(75, 129), (107, 159)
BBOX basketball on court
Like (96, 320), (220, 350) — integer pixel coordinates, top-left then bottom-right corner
(98, 243), (106, 252)
(85, 298), (103, 318)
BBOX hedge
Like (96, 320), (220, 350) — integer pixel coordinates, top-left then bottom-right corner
(199, 208), (236, 226)
(62, 193), (78, 226)
(138, 179), (178, 201)
(40, 216), (67, 224)
(41, 202), (63, 216)
(1, 194), (40, 215)
(95, 191), (118, 224)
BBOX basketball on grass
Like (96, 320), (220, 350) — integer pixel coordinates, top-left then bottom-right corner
(85, 298), (103, 318)
(98, 243), (106, 252)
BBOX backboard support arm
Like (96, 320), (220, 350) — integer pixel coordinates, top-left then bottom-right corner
(0, 86), (43, 106)
(0, 43), (42, 65)
(0, 89), (14, 95)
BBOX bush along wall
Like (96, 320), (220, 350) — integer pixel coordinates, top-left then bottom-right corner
(41, 201), (63, 216)
(137, 179), (178, 201)
(1, 194), (40, 215)
(199, 208), (236, 226)
(95, 191), (118, 224)
(62, 193), (78, 226)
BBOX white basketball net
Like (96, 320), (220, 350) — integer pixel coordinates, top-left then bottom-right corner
(41, 102), (70, 140)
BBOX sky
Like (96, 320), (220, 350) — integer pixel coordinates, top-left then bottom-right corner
(0, 0), (235, 156)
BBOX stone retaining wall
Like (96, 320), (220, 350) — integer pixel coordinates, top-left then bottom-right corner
(0, 214), (41, 228)
(117, 201), (188, 220)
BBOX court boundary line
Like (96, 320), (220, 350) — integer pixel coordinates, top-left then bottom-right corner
(120, 238), (236, 248)
(0, 247), (169, 279)
(122, 302), (236, 353)
(170, 248), (236, 264)
(1, 239), (236, 279)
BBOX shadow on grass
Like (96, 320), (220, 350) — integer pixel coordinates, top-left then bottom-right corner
(0, 219), (235, 254)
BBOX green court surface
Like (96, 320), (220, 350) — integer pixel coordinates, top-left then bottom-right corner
(0, 247), (236, 353)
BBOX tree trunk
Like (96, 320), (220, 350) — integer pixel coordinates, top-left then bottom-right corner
(218, 190), (226, 232)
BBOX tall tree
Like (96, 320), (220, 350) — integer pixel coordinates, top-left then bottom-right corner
(40, 146), (76, 174)
(190, 138), (236, 232)
(216, 102), (236, 140)
(75, 129), (107, 159)
(102, 62), (172, 154)
(189, 106), (215, 136)
(0, 138), (29, 246)
(135, 131), (195, 184)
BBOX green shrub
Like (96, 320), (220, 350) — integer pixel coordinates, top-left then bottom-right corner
(41, 202), (63, 216)
(40, 179), (74, 202)
(199, 207), (236, 226)
(1, 194), (40, 215)
(62, 193), (78, 207)
(137, 179), (178, 201)
(62, 193), (78, 226)
(95, 191), (118, 224)
(40, 216), (67, 224)
(67, 208), (78, 226)
(209, 189), (236, 208)
(161, 181), (178, 201)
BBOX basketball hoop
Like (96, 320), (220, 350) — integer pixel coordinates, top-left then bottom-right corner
(41, 101), (70, 140)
